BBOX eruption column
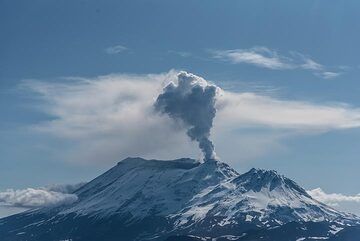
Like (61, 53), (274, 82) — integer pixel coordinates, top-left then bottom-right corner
(154, 71), (218, 161)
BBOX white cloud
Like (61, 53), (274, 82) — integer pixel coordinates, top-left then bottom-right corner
(0, 183), (83, 218)
(317, 71), (342, 79)
(211, 47), (341, 79)
(300, 58), (323, 71)
(211, 47), (293, 70)
(23, 71), (199, 164)
(308, 188), (360, 215)
(105, 45), (127, 54)
(0, 188), (78, 208)
(217, 91), (360, 131)
(168, 50), (192, 57)
(22, 71), (360, 164)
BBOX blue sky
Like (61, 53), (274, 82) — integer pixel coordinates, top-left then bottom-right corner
(1, 0), (360, 215)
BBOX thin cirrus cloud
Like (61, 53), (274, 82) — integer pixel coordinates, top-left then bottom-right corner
(211, 47), (293, 70)
(308, 188), (360, 215)
(316, 71), (342, 79)
(210, 47), (341, 79)
(21, 71), (360, 164)
(105, 44), (128, 55)
(168, 50), (192, 58)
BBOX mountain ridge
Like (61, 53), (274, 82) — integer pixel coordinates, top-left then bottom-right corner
(0, 157), (359, 241)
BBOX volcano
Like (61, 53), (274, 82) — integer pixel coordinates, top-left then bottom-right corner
(0, 157), (359, 241)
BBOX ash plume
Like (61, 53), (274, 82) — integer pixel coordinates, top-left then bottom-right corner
(154, 71), (218, 161)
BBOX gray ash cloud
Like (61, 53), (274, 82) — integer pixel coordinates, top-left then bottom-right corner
(154, 71), (218, 161)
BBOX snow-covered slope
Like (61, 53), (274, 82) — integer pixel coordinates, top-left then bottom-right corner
(63, 157), (238, 220)
(174, 167), (353, 228)
(59, 157), (355, 227)
(0, 157), (358, 241)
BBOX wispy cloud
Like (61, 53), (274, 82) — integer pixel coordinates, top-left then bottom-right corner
(316, 71), (342, 79)
(211, 47), (342, 79)
(105, 44), (128, 55)
(168, 50), (192, 58)
(217, 91), (360, 130)
(308, 188), (360, 215)
(211, 47), (292, 70)
(23, 71), (198, 164)
(300, 58), (323, 71)
(22, 71), (360, 164)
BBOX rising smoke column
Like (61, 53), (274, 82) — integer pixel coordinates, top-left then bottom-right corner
(154, 71), (218, 161)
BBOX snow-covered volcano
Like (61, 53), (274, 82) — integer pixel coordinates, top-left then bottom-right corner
(0, 157), (358, 241)
(68, 157), (354, 225)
